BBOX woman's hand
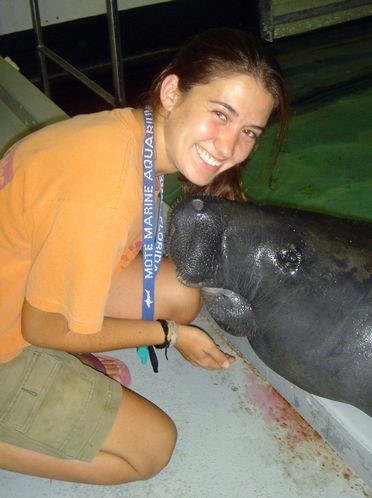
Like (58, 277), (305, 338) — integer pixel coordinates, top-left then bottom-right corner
(174, 324), (235, 370)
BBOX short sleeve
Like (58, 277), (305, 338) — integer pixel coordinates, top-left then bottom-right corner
(26, 200), (126, 334)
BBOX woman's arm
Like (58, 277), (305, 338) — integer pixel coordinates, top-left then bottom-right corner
(21, 300), (235, 370)
(21, 300), (166, 352)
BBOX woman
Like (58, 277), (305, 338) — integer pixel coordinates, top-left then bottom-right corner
(0, 28), (288, 484)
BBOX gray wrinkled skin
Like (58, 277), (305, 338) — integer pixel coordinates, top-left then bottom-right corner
(166, 197), (372, 416)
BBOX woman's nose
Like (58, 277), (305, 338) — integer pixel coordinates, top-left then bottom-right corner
(215, 129), (238, 158)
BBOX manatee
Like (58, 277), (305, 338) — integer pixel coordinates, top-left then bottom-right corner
(166, 197), (372, 416)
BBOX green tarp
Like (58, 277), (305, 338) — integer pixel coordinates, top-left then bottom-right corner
(165, 27), (372, 221)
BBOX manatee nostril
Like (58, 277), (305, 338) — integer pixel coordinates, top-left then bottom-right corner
(191, 198), (204, 211)
(278, 247), (301, 273)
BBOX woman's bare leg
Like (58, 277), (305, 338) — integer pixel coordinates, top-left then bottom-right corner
(0, 388), (177, 484)
(105, 255), (201, 323)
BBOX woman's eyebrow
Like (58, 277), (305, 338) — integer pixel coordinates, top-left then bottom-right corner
(249, 124), (265, 132)
(209, 100), (238, 116)
(209, 100), (265, 131)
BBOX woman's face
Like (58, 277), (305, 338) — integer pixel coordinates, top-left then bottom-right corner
(160, 73), (275, 186)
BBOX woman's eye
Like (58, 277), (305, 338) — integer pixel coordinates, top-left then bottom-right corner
(214, 111), (227, 122)
(242, 129), (257, 140)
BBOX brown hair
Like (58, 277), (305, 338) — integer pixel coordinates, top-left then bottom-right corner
(147, 27), (289, 200)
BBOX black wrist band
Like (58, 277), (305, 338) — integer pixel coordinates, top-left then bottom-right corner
(148, 320), (171, 373)
(147, 345), (158, 373)
(155, 319), (171, 360)
(155, 319), (170, 350)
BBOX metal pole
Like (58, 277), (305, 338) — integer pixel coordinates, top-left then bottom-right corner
(29, 0), (51, 97)
(39, 46), (116, 107)
(106, 0), (126, 107)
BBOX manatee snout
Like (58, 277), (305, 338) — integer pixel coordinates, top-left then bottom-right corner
(166, 197), (225, 287)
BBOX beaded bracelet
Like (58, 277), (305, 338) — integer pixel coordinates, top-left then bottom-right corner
(167, 320), (179, 347)
(155, 319), (179, 355)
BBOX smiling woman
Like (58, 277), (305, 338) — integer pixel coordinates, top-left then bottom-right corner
(0, 27), (288, 485)
(146, 27), (289, 199)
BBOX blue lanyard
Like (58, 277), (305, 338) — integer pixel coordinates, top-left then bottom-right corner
(137, 107), (164, 365)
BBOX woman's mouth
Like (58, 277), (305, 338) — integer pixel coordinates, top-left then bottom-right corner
(195, 145), (223, 169)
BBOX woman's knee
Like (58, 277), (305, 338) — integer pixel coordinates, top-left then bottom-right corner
(138, 414), (177, 480)
(103, 389), (177, 482)
(104, 254), (201, 322)
(156, 258), (202, 324)
(166, 282), (201, 324)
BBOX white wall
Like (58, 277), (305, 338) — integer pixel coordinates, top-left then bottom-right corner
(0, 0), (173, 35)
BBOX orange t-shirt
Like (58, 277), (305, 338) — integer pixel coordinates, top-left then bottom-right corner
(0, 108), (144, 362)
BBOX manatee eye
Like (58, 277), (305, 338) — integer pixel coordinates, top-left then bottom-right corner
(191, 198), (204, 211)
(278, 244), (302, 273)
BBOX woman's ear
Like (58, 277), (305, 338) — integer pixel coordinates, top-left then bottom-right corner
(160, 74), (180, 112)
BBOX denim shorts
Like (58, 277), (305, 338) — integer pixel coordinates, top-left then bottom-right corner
(0, 346), (122, 462)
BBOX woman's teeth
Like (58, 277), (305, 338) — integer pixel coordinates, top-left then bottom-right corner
(196, 145), (223, 168)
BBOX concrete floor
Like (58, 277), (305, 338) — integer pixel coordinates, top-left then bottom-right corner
(1, 311), (371, 498)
